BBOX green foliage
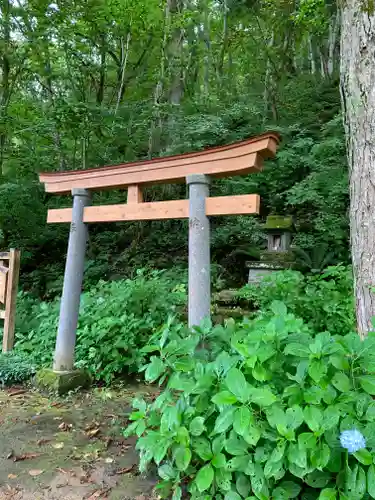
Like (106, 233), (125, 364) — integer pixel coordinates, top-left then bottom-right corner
(292, 244), (337, 273)
(14, 270), (186, 383)
(125, 306), (375, 498)
(237, 266), (355, 336)
(0, 0), (347, 295)
(0, 352), (36, 386)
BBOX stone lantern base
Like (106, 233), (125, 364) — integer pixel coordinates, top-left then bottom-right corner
(247, 261), (286, 284)
(246, 250), (295, 285)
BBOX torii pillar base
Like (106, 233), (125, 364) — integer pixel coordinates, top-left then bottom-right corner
(35, 368), (91, 395)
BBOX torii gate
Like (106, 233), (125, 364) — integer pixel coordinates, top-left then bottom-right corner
(39, 132), (280, 374)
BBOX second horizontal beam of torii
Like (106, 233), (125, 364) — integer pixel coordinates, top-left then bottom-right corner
(47, 194), (260, 223)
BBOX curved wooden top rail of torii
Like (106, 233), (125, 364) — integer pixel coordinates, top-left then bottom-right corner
(39, 132), (280, 224)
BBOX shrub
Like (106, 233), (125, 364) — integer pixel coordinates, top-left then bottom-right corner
(237, 265), (355, 336)
(15, 270), (186, 383)
(0, 352), (36, 386)
(125, 303), (375, 499)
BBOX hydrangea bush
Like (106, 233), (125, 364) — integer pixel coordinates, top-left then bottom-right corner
(125, 303), (375, 499)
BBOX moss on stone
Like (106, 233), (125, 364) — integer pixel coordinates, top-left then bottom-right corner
(246, 261), (286, 271)
(212, 306), (251, 323)
(213, 289), (239, 305)
(264, 215), (294, 230)
(35, 369), (91, 395)
(260, 250), (295, 264)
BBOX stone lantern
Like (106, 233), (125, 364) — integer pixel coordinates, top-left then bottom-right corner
(247, 215), (294, 284)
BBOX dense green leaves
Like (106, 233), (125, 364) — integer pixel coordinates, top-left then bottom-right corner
(368, 465), (375, 498)
(195, 464), (214, 492)
(233, 406), (252, 436)
(189, 417), (206, 437)
(359, 376), (375, 395)
(0, 352), (35, 385)
(225, 368), (250, 403)
(15, 272), (185, 383)
(126, 307), (375, 499)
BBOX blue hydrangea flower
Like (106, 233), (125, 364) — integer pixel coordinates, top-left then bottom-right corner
(340, 429), (366, 453)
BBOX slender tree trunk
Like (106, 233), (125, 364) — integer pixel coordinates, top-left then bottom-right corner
(148, 1), (168, 158)
(44, 54), (66, 171)
(263, 32), (278, 122)
(308, 35), (316, 74)
(0, 0), (11, 175)
(217, 0), (228, 79)
(96, 34), (106, 105)
(167, 0), (184, 107)
(114, 32), (131, 116)
(202, 3), (211, 96)
(319, 48), (327, 78)
(340, 0), (375, 336)
(327, 11), (339, 76)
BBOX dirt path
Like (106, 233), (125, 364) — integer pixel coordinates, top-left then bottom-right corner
(0, 384), (158, 499)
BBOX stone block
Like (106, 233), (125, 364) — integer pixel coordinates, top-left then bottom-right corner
(35, 368), (91, 395)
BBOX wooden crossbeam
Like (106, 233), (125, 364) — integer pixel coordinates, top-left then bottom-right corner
(47, 194), (260, 223)
(39, 133), (280, 194)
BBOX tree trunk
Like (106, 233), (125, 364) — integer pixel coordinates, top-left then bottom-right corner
(308, 35), (316, 74)
(341, 0), (375, 336)
(327, 11), (339, 76)
(0, 0), (11, 174)
(202, 3), (211, 96)
(167, 0), (184, 107)
(217, 0), (228, 79)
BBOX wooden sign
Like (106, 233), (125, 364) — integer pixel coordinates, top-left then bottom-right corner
(0, 266), (8, 304)
(0, 249), (21, 353)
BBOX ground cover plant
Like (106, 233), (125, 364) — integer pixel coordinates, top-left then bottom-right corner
(237, 265), (355, 336)
(125, 303), (375, 499)
(0, 351), (36, 386)
(13, 270), (186, 383)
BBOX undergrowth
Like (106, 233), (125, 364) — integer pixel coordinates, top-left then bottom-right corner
(14, 269), (186, 383)
(237, 265), (354, 336)
(125, 305), (375, 499)
(0, 352), (36, 386)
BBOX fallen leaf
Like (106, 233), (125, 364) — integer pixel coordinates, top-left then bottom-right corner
(86, 428), (100, 438)
(56, 467), (69, 474)
(85, 487), (111, 499)
(5, 484), (20, 496)
(8, 389), (27, 397)
(28, 469), (44, 477)
(115, 464), (137, 475)
(52, 442), (64, 449)
(103, 437), (112, 449)
(56, 468), (76, 477)
(104, 457), (114, 464)
(85, 421), (100, 430)
(7, 474), (18, 479)
(37, 439), (51, 446)
(86, 492), (102, 499)
(56, 482), (68, 488)
(58, 422), (72, 431)
(13, 453), (41, 462)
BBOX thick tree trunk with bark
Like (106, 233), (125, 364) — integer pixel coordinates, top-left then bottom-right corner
(341, 1), (375, 336)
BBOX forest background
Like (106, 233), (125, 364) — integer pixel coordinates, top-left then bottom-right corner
(0, 0), (345, 298)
